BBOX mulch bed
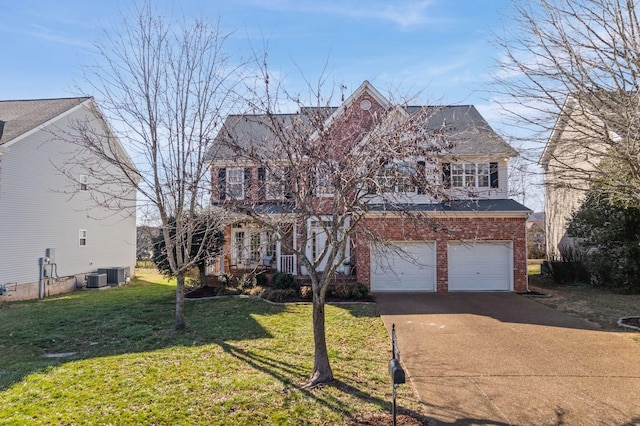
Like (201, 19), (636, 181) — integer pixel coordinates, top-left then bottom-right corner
(618, 316), (640, 330)
(185, 285), (375, 303)
(348, 413), (432, 425)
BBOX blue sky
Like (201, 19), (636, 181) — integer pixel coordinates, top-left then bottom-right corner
(1, 0), (510, 118)
(1, 0), (543, 208)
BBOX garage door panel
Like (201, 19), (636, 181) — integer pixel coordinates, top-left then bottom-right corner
(448, 242), (512, 291)
(371, 242), (436, 292)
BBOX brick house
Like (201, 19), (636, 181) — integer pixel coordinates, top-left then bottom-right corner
(209, 81), (531, 292)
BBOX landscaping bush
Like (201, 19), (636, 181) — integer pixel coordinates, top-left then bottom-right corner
(249, 286), (268, 298)
(255, 273), (268, 287)
(299, 285), (313, 300)
(546, 261), (590, 284)
(264, 288), (297, 303)
(330, 283), (370, 299)
(568, 191), (640, 293)
(239, 273), (256, 290)
(352, 283), (369, 299)
(273, 272), (296, 289)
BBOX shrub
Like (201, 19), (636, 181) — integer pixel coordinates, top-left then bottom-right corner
(273, 272), (296, 289)
(352, 283), (369, 299)
(264, 288), (297, 303)
(299, 285), (313, 300)
(249, 286), (268, 298)
(218, 273), (232, 287)
(238, 273), (256, 290)
(568, 191), (640, 293)
(255, 273), (268, 287)
(330, 283), (370, 299)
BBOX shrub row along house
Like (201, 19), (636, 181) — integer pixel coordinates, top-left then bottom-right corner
(0, 98), (137, 301)
(209, 81), (531, 292)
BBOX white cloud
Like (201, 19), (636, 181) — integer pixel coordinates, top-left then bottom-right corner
(244, 0), (439, 30)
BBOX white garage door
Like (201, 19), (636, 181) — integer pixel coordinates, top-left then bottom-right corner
(370, 242), (436, 292)
(448, 241), (512, 291)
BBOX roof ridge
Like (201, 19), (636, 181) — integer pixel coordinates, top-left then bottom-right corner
(0, 96), (91, 103)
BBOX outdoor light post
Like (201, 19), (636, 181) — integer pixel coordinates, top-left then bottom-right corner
(388, 323), (406, 426)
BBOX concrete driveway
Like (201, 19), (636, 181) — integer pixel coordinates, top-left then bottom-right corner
(375, 292), (640, 425)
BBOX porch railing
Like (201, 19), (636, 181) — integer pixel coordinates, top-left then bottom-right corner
(279, 254), (297, 275)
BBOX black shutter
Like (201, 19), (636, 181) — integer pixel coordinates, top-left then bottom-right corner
(283, 167), (293, 200)
(244, 168), (252, 199)
(217, 168), (226, 200)
(490, 162), (499, 188)
(257, 167), (266, 199)
(416, 161), (426, 194)
(308, 169), (317, 197)
(442, 163), (451, 189)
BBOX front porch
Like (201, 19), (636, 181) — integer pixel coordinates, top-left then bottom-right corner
(206, 219), (353, 279)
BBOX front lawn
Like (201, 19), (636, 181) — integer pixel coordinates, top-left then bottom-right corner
(0, 269), (424, 425)
(528, 272), (640, 333)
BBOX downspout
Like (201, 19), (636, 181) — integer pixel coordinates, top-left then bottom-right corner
(38, 257), (47, 299)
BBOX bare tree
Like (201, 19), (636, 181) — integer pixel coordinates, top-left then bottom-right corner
(495, 0), (640, 204)
(212, 72), (467, 386)
(71, 3), (243, 329)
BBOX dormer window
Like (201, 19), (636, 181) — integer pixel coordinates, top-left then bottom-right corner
(443, 162), (498, 189)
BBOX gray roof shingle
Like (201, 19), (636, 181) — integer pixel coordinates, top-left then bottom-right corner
(368, 198), (532, 213)
(0, 97), (90, 145)
(210, 104), (516, 162)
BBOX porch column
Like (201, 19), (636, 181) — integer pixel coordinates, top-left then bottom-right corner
(292, 221), (298, 275)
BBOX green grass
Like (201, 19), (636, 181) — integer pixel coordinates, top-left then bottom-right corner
(0, 269), (422, 425)
(527, 259), (543, 276)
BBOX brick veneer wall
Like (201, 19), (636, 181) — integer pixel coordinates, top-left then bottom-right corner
(1, 273), (84, 302)
(356, 215), (528, 292)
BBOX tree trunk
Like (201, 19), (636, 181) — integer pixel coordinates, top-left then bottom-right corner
(198, 262), (207, 287)
(175, 271), (186, 330)
(304, 296), (334, 387)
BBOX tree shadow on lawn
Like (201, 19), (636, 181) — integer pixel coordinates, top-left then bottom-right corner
(0, 279), (436, 423)
(0, 278), (284, 390)
(219, 340), (431, 423)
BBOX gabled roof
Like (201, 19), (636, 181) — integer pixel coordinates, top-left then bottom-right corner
(541, 91), (635, 166)
(0, 97), (90, 146)
(210, 82), (517, 162)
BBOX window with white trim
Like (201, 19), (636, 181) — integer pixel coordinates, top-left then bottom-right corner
(375, 162), (416, 193)
(315, 164), (335, 196)
(226, 168), (244, 199)
(80, 174), (88, 191)
(79, 229), (87, 247)
(451, 163), (491, 188)
(267, 168), (285, 200)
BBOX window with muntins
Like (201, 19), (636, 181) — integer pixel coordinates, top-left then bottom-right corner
(226, 168), (244, 199)
(375, 162), (416, 193)
(267, 168), (285, 200)
(450, 163), (493, 188)
(79, 229), (87, 247)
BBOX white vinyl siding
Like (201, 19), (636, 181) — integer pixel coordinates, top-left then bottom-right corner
(0, 106), (136, 287)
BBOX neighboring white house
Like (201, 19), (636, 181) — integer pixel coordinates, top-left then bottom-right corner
(0, 97), (136, 301)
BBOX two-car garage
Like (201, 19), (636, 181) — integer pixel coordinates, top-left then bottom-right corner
(370, 241), (513, 292)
